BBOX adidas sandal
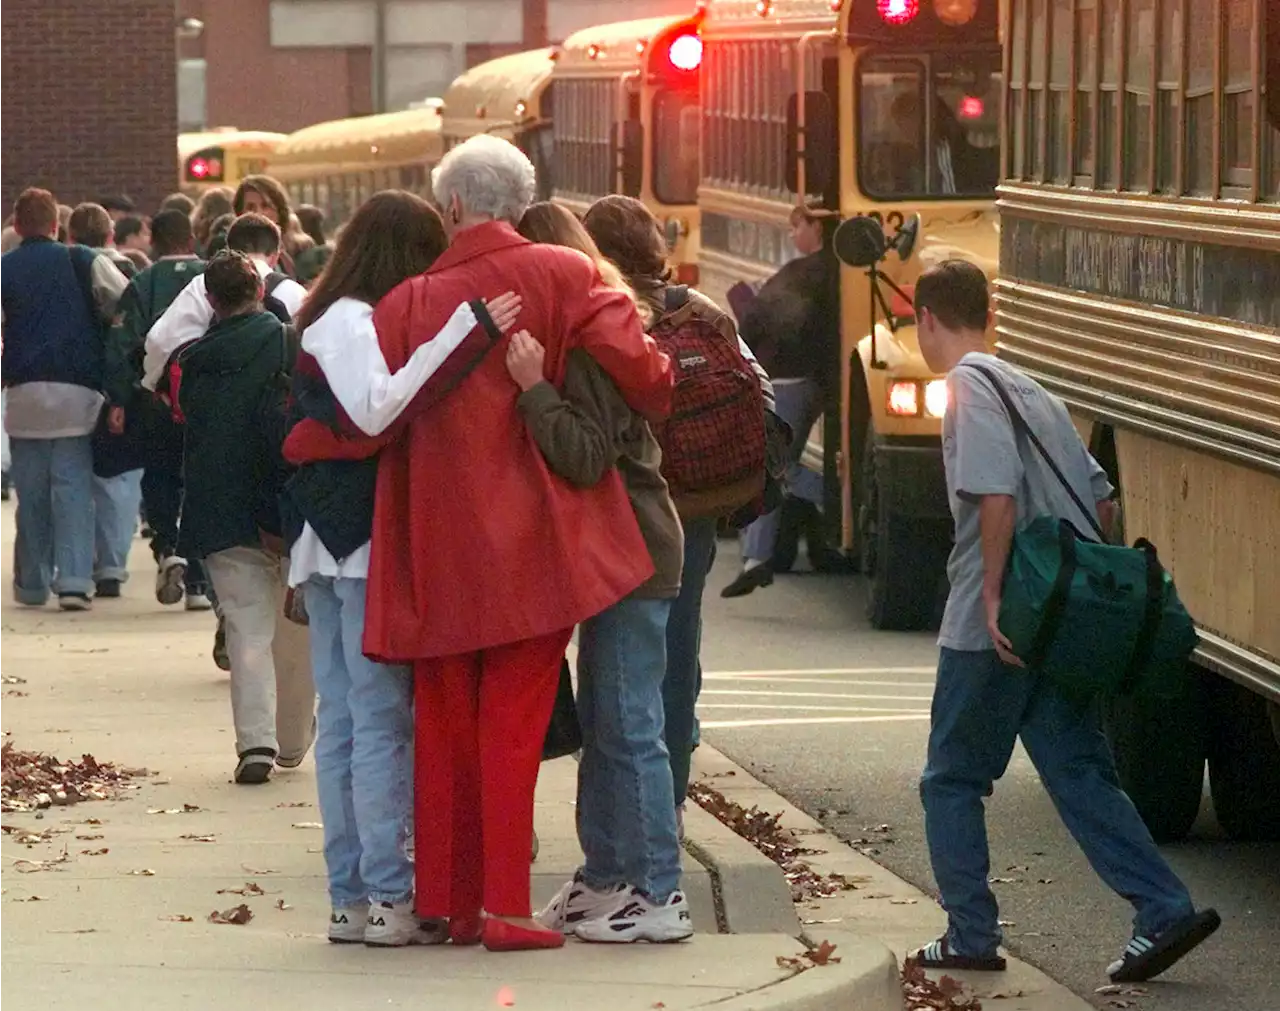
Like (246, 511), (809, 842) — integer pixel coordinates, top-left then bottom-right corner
(911, 936), (1007, 972)
(1107, 908), (1221, 983)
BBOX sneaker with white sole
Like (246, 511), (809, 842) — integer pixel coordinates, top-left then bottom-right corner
(329, 904), (367, 944)
(155, 555), (187, 606)
(364, 900), (448, 947)
(536, 872), (628, 934)
(185, 591), (212, 611)
(573, 887), (694, 944)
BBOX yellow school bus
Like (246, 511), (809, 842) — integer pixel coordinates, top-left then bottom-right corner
(997, 0), (1280, 842)
(552, 15), (704, 283)
(178, 129), (286, 196)
(440, 48), (558, 200)
(699, 0), (1001, 628)
(269, 105), (445, 225)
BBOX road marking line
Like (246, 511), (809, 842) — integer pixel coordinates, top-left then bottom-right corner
(701, 689), (933, 702)
(704, 666), (936, 678)
(700, 714), (932, 729)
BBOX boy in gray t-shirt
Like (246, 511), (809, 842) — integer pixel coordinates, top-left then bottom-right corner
(906, 260), (1218, 983)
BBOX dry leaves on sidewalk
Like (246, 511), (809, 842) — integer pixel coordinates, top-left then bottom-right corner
(1, 743), (144, 812)
(291, 822), (323, 830)
(776, 939), (842, 975)
(218, 882), (266, 897)
(208, 904), (253, 925)
(146, 804), (201, 815)
(1095, 984), (1152, 1008)
(687, 782), (869, 902)
(13, 847), (70, 873)
(178, 834), (217, 843)
(159, 914), (194, 922)
(901, 958), (984, 1010)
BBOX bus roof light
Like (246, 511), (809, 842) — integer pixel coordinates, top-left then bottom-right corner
(667, 34), (703, 72)
(877, 0), (919, 25)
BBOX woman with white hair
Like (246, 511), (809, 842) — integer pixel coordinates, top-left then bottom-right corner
(352, 135), (673, 951)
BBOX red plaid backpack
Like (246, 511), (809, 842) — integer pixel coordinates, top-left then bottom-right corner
(650, 286), (767, 519)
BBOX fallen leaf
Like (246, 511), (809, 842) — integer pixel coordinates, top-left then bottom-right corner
(126, 868), (156, 876)
(160, 914), (194, 922)
(275, 898), (292, 911)
(1095, 985), (1151, 997)
(217, 882), (265, 896)
(988, 876), (1019, 884)
(241, 864), (278, 875)
(987, 990), (1029, 999)
(79, 847), (109, 856)
(275, 801), (311, 808)
(776, 955), (807, 972)
(290, 821), (323, 830)
(83, 818), (102, 826)
(1, 675), (28, 684)
(49, 928), (97, 934)
(997, 920), (1016, 928)
(13, 851), (69, 873)
(801, 918), (844, 925)
(75, 833), (104, 841)
(1037, 878), (1054, 885)
(889, 898), (919, 905)
(178, 834), (217, 843)
(208, 903), (253, 925)
(808, 939), (841, 966)
(13, 894), (47, 902)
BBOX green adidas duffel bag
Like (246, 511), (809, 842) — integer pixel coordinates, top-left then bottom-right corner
(998, 515), (1199, 697)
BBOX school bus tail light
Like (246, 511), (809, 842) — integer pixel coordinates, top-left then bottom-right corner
(887, 381), (921, 417)
(924, 379), (948, 418)
(667, 33), (703, 72)
(877, 0), (920, 25)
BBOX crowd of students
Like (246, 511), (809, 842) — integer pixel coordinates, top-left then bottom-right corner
(0, 136), (790, 952)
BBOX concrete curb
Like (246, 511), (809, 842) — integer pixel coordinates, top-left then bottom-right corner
(682, 794), (800, 936)
(699, 931), (902, 1011)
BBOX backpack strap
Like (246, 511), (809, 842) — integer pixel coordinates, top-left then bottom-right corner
(664, 284), (691, 313)
(66, 244), (103, 328)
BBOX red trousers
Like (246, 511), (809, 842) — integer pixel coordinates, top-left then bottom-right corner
(413, 627), (572, 919)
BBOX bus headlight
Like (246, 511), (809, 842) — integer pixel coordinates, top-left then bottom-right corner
(924, 379), (948, 418)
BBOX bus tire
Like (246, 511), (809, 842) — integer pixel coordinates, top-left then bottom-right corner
(1102, 672), (1206, 843)
(859, 431), (947, 631)
(1207, 677), (1280, 842)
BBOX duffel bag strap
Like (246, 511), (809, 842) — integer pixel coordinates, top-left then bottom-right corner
(1026, 519), (1081, 670)
(1118, 539), (1168, 694)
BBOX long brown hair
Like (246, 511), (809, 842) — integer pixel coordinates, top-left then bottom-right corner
(517, 201), (647, 323)
(582, 195), (670, 313)
(294, 190), (448, 333)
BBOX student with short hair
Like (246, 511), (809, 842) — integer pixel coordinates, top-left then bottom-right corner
(909, 259), (1220, 983)
(159, 192), (196, 217)
(114, 215), (151, 254)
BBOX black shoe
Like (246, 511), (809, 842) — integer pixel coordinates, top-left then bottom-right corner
(721, 564), (773, 598)
(1107, 909), (1221, 983)
(94, 578), (121, 599)
(212, 615), (230, 671)
(809, 547), (851, 574)
(911, 936), (1006, 972)
(234, 748), (276, 785)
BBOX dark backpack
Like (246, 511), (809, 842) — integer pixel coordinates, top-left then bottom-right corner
(649, 286), (767, 517)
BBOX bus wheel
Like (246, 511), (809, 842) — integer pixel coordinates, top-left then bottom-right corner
(1102, 670), (1206, 843)
(1207, 677), (1280, 841)
(859, 431), (947, 631)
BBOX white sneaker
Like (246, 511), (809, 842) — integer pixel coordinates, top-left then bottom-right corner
(573, 887), (694, 944)
(184, 592), (212, 611)
(155, 555), (187, 606)
(364, 899), (448, 947)
(536, 872), (628, 934)
(329, 904), (367, 944)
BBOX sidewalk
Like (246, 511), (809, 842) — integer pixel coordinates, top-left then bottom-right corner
(0, 506), (900, 1011)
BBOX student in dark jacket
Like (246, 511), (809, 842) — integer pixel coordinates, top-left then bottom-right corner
(722, 204), (845, 598)
(176, 250), (314, 787)
(103, 209), (212, 612)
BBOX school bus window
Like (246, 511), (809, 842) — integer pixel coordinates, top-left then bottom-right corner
(1222, 2), (1255, 189)
(1027, 0), (1047, 179)
(1073, 0), (1096, 182)
(1122, 0), (1153, 191)
(1185, 0), (1215, 194)
(858, 55), (1000, 199)
(1009, 0), (1027, 178)
(1094, 0), (1119, 187)
(653, 89), (700, 205)
(1154, 0), (1182, 193)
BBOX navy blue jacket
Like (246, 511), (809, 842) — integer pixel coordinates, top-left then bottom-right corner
(1, 237), (104, 391)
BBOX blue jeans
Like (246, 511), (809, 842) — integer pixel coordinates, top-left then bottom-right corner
(920, 648), (1195, 957)
(92, 470), (143, 582)
(9, 436), (95, 602)
(577, 596), (681, 902)
(306, 575), (414, 906)
(741, 379), (824, 563)
(664, 516), (717, 804)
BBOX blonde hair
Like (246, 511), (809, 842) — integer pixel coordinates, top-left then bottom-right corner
(516, 202), (652, 326)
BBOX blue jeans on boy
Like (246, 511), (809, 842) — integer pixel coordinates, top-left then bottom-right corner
(664, 516), (717, 804)
(9, 435), (95, 603)
(920, 648), (1194, 957)
(306, 575), (414, 906)
(577, 596), (681, 902)
(92, 469), (143, 583)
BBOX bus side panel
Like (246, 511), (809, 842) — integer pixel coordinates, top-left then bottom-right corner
(1115, 431), (1280, 661)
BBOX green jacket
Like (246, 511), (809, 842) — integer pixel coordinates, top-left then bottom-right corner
(104, 256), (205, 407)
(175, 309), (289, 560)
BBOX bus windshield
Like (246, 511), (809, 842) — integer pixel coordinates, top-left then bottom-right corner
(652, 88), (700, 205)
(858, 53), (1001, 200)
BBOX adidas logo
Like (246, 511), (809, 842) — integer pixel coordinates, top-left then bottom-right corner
(369, 915), (387, 927)
(331, 913), (349, 925)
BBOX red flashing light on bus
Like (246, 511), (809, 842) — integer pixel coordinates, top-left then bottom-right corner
(188, 157), (211, 179)
(958, 95), (985, 119)
(877, 0), (919, 24)
(667, 34), (703, 72)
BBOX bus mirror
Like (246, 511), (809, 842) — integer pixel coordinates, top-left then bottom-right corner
(833, 215), (887, 268)
(616, 120), (645, 198)
(894, 213), (921, 261)
(785, 91), (836, 197)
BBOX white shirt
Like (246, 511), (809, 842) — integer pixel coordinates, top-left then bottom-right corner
(141, 257), (307, 391)
(287, 296), (481, 586)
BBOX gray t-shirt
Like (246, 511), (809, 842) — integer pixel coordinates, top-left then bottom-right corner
(938, 352), (1113, 651)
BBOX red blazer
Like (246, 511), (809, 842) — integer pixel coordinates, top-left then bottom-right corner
(362, 221), (674, 662)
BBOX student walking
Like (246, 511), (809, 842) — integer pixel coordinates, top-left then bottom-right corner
(909, 260), (1219, 983)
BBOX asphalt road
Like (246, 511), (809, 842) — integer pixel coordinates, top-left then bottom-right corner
(696, 542), (1280, 1011)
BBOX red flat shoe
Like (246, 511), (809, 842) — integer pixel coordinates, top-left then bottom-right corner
(449, 913), (482, 946)
(482, 917), (565, 952)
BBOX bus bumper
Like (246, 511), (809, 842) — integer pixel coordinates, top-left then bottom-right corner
(871, 437), (951, 521)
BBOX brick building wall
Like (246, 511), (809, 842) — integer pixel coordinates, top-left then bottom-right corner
(1, 0), (178, 216)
